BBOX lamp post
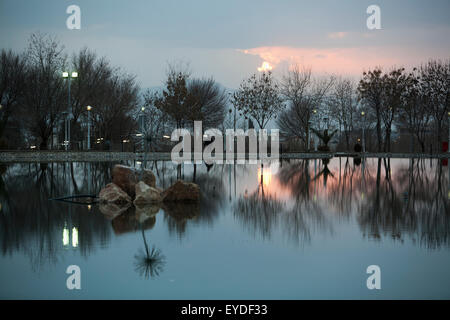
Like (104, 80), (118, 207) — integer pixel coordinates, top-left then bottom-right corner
(139, 107), (146, 152)
(138, 107), (147, 171)
(312, 109), (318, 151)
(86, 106), (92, 150)
(62, 71), (78, 150)
(361, 111), (366, 153)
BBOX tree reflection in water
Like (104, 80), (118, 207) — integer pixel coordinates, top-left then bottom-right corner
(0, 157), (448, 275)
(0, 162), (112, 271)
(357, 158), (450, 249)
(233, 181), (285, 240)
(134, 209), (165, 279)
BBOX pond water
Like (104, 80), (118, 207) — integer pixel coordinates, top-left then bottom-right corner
(0, 158), (449, 299)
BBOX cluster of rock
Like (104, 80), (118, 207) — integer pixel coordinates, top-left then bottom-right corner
(99, 164), (200, 209)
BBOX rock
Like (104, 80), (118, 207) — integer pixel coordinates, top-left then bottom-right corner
(134, 181), (162, 205)
(99, 202), (131, 220)
(142, 170), (156, 189)
(112, 165), (156, 198)
(162, 180), (200, 202)
(135, 203), (161, 224)
(99, 183), (131, 204)
(111, 206), (157, 235)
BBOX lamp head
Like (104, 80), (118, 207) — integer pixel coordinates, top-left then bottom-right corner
(71, 72), (78, 78)
(62, 72), (69, 78)
(86, 105), (92, 111)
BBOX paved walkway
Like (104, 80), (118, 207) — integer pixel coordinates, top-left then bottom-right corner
(0, 151), (449, 163)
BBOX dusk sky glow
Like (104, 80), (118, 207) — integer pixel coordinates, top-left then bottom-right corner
(1, 0), (449, 88)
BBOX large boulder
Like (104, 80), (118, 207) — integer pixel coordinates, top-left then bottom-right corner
(111, 164), (156, 198)
(99, 202), (131, 220)
(135, 203), (160, 225)
(99, 183), (132, 204)
(162, 180), (200, 202)
(134, 181), (163, 205)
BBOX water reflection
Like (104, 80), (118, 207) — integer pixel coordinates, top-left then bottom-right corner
(134, 206), (166, 279)
(0, 157), (449, 274)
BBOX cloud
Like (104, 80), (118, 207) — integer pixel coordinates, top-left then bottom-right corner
(328, 32), (348, 39)
(238, 45), (450, 76)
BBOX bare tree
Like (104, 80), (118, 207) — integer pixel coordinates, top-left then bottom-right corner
(20, 33), (67, 149)
(69, 48), (114, 146)
(142, 90), (171, 151)
(380, 68), (409, 152)
(328, 77), (357, 151)
(358, 68), (384, 152)
(231, 71), (283, 130)
(277, 65), (334, 149)
(187, 77), (227, 130)
(91, 72), (139, 149)
(154, 63), (191, 130)
(0, 49), (27, 143)
(398, 68), (431, 152)
(419, 59), (450, 150)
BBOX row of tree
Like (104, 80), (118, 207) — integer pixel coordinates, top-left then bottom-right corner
(0, 33), (228, 151)
(276, 62), (449, 152)
(1, 32), (449, 152)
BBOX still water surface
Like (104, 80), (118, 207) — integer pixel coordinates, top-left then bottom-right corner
(0, 158), (449, 299)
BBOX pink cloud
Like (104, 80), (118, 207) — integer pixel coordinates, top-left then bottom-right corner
(238, 46), (448, 76)
(328, 32), (348, 39)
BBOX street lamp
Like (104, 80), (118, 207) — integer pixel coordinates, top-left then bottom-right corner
(361, 111), (366, 153)
(86, 106), (92, 150)
(122, 139), (130, 152)
(62, 71), (78, 150)
(312, 109), (318, 151)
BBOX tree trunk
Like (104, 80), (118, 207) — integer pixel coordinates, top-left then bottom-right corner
(376, 108), (382, 152)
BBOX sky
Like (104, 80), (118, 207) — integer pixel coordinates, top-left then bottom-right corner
(0, 0), (449, 89)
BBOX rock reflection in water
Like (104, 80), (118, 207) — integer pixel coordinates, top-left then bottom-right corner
(0, 158), (449, 277)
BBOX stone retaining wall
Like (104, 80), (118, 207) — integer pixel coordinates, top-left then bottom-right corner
(1, 151), (449, 163)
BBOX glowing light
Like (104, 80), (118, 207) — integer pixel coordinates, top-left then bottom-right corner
(163, 135), (170, 139)
(258, 167), (272, 187)
(62, 72), (69, 78)
(87, 204), (92, 211)
(72, 227), (78, 248)
(257, 61), (273, 72)
(71, 72), (78, 78)
(87, 105), (92, 111)
(63, 228), (70, 246)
